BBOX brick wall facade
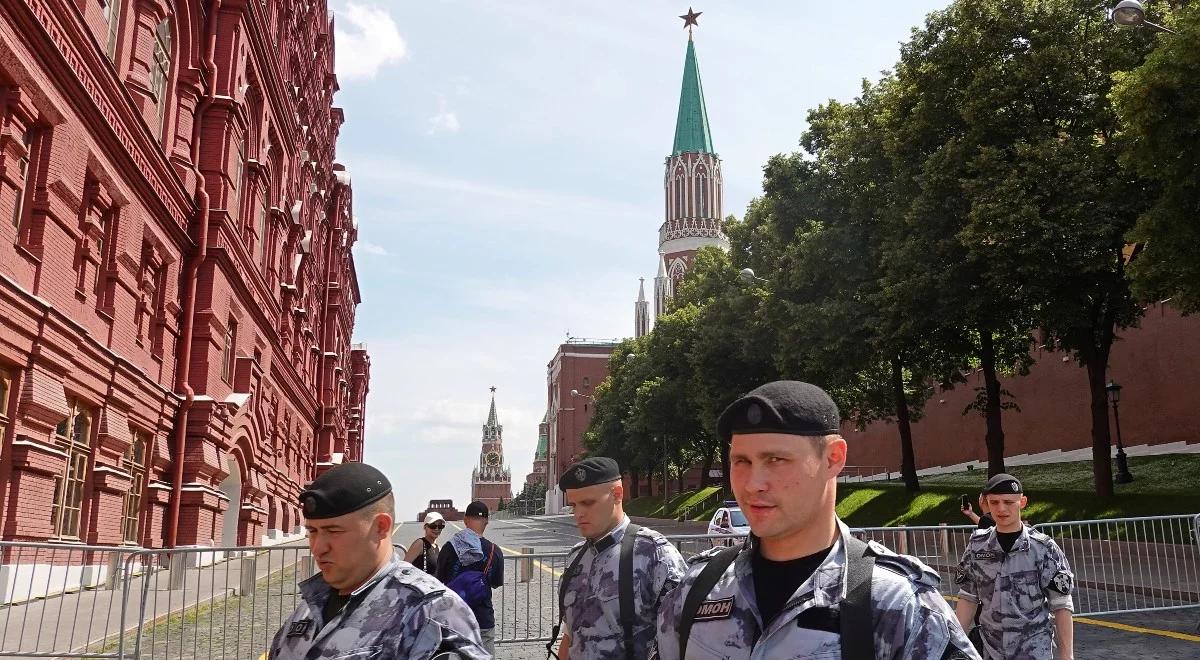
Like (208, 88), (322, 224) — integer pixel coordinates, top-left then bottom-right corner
(0, 0), (369, 549)
(846, 304), (1200, 475)
(544, 341), (616, 512)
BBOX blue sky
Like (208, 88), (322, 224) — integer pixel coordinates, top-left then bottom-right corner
(328, 0), (952, 519)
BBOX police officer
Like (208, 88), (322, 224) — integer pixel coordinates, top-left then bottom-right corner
(269, 462), (489, 659)
(655, 381), (979, 659)
(553, 457), (686, 659)
(954, 474), (1075, 659)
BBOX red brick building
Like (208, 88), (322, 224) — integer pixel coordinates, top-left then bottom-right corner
(544, 339), (617, 512)
(0, 0), (369, 558)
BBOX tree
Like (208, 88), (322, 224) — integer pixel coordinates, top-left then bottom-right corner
(673, 247), (779, 494)
(740, 85), (961, 491)
(883, 0), (1156, 491)
(1112, 4), (1199, 310)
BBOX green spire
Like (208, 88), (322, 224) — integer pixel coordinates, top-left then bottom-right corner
(535, 414), (549, 460)
(672, 37), (714, 156)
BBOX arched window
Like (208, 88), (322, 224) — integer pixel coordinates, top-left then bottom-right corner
(674, 175), (685, 219)
(123, 432), (148, 544)
(52, 399), (94, 539)
(696, 174), (707, 217)
(149, 20), (172, 137)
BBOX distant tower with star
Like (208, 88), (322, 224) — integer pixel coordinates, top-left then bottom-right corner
(635, 278), (650, 338)
(648, 7), (729, 325)
(471, 388), (513, 512)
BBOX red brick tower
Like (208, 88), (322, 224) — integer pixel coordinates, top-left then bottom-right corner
(653, 27), (728, 320)
(470, 388), (513, 512)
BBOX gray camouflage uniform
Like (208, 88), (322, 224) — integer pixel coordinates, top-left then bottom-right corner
(955, 525), (1074, 660)
(561, 515), (687, 658)
(655, 518), (980, 660)
(269, 550), (488, 659)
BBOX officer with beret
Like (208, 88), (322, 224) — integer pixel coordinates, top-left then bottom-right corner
(553, 456), (686, 660)
(269, 462), (488, 659)
(955, 474), (1075, 659)
(655, 380), (979, 659)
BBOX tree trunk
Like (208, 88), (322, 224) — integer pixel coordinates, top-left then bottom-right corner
(630, 467), (641, 499)
(647, 469), (655, 498)
(1087, 358), (1115, 497)
(700, 444), (715, 487)
(978, 326), (1008, 476)
(721, 444), (731, 500)
(891, 355), (921, 492)
(676, 448), (685, 494)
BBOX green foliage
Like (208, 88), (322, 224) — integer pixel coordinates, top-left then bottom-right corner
(1112, 4), (1200, 310)
(585, 0), (1184, 499)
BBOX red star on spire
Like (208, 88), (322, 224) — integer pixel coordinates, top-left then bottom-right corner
(680, 8), (702, 30)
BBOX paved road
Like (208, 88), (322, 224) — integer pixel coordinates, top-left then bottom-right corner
(442, 515), (1200, 660)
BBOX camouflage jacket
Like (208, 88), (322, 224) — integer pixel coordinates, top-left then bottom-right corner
(655, 519), (980, 660)
(561, 516), (687, 658)
(269, 550), (488, 660)
(955, 525), (1074, 660)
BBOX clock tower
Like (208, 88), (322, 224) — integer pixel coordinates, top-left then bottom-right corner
(470, 388), (513, 512)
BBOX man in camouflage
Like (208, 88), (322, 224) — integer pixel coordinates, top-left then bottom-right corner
(655, 381), (979, 659)
(554, 457), (687, 659)
(270, 462), (488, 659)
(955, 474), (1075, 659)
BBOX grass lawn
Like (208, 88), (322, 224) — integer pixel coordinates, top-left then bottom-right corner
(626, 454), (1200, 527)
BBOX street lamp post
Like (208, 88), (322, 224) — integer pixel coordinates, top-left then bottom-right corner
(739, 268), (768, 284)
(1110, 0), (1178, 34)
(1105, 381), (1135, 484)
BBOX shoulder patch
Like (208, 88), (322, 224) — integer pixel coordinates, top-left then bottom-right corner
(686, 545), (726, 565)
(870, 544), (941, 589)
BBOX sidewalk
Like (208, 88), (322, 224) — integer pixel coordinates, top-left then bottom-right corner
(0, 543), (310, 657)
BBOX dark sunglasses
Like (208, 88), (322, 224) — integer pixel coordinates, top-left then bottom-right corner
(428, 523), (445, 530)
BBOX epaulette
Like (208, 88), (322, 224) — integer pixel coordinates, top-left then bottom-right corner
(1025, 527), (1058, 548)
(868, 540), (941, 589)
(686, 545), (727, 565)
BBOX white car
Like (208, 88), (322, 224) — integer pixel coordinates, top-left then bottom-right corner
(707, 503), (749, 547)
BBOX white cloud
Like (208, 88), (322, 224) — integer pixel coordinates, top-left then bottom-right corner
(428, 97), (461, 135)
(354, 240), (389, 256)
(334, 3), (408, 80)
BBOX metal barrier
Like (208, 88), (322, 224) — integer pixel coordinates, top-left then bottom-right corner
(0, 541), (141, 657)
(0, 516), (1196, 656)
(492, 549), (570, 644)
(1030, 514), (1200, 616)
(0, 541), (310, 658)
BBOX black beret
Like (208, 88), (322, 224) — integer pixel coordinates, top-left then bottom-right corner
(558, 456), (621, 490)
(465, 500), (490, 518)
(299, 462), (391, 520)
(717, 381), (841, 442)
(984, 473), (1023, 495)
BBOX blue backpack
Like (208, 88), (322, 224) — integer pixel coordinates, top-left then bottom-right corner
(446, 542), (495, 607)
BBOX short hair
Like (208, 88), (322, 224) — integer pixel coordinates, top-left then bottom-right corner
(361, 492), (396, 522)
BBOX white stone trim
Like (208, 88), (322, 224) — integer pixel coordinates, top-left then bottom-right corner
(11, 439), (70, 459)
(659, 235), (729, 255)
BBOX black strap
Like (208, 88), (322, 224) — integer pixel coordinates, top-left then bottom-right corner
(839, 535), (876, 660)
(618, 523), (642, 660)
(547, 545), (588, 659)
(678, 545), (740, 658)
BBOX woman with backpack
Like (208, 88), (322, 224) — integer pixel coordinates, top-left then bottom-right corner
(404, 511), (445, 574)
